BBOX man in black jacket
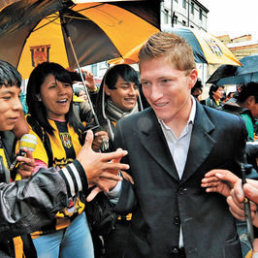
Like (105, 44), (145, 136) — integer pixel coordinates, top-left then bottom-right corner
(0, 60), (129, 257)
(103, 32), (246, 258)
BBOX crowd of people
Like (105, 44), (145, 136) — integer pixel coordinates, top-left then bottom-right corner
(1, 31), (258, 258)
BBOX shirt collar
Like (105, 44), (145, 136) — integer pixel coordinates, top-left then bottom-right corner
(159, 95), (196, 130)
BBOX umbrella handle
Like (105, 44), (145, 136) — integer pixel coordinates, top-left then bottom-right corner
(59, 11), (100, 127)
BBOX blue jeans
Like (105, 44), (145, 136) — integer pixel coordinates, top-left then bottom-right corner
(33, 212), (94, 258)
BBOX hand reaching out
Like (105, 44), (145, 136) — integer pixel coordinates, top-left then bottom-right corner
(86, 149), (129, 202)
(202, 169), (258, 225)
(92, 130), (109, 152)
(201, 169), (240, 197)
(82, 70), (97, 92)
(77, 130), (129, 191)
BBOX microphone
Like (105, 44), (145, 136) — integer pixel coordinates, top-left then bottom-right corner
(9, 134), (37, 171)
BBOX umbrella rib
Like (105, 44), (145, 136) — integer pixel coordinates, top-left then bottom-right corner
(33, 15), (60, 32)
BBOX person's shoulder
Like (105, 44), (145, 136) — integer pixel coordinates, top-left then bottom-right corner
(116, 108), (154, 133)
(119, 108), (153, 124)
(202, 102), (242, 124)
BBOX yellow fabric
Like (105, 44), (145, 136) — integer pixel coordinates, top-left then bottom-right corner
(24, 119), (81, 168)
(17, 3), (159, 79)
(17, 15), (69, 79)
(0, 146), (25, 257)
(73, 94), (85, 103)
(13, 237), (24, 258)
(16, 118), (85, 237)
(72, 3), (159, 58)
(245, 250), (252, 258)
(0, 148), (8, 169)
(117, 213), (132, 221)
(190, 28), (241, 66)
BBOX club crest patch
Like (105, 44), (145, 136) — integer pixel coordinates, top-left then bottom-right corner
(30, 45), (50, 67)
(60, 132), (72, 149)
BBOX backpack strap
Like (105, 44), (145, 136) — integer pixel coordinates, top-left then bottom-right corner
(26, 115), (53, 167)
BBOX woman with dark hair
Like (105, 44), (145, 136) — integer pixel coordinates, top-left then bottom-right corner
(24, 62), (95, 258)
(203, 84), (224, 109)
(96, 64), (142, 142)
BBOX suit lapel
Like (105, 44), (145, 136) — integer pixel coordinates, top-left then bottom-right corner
(137, 109), (179, 181)
(182, 103), (216, 182)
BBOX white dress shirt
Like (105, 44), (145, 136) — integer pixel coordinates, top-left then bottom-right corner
(159, 96), (196, 247)
(108, 97), (197, 247)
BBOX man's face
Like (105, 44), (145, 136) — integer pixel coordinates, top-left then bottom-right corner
(249, 96), (258, 119)
(140, 57), (197, 127)
(0, 85), (22, 131)
(105, 76), (139, 112)
(213, 86), (224, 100)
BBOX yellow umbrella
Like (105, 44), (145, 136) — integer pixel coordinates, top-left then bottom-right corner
(108, 41), (145, 64)
(163, 27), (241, 66)
(0, 0), (160, 79)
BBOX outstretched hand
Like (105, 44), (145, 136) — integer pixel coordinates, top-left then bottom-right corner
(86, 149), (127, 202)
(202, 169), (258, 225)
(201, 169), (240, 197)
(227, 179), (258, 224)
(77, 130), (129, 191)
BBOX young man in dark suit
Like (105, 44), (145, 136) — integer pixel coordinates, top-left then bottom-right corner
(103, 32), (247, 258)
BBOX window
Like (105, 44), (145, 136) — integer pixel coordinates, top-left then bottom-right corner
(173, 15), (178, 25)
(91, 63), (98, 77)
(191, 2), (194, 14)
(182, 0), (186, 9)
(164, 9), (169, 24)
(199, 8), (202, 20)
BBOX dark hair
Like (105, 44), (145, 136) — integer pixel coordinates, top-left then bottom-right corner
(208, 84), (223, 99)
(26, 62), (84, 135)
(96, 64), (140, 122)
(0, 60), (22, 88)
(237, 82), (258, 103)
(104, 64), (140, 90)
(191, 78), (203, 94)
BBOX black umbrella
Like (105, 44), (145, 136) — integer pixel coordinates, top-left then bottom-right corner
(207, 55), (258, 85)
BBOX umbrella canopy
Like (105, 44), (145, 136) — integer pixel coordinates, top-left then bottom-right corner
(207, 55), (258, 85)
(108, 41), (145, 64)
(163, 27), (241, 66)
(0, 0), (160, 79)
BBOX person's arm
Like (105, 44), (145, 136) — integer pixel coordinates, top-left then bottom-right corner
(0, 130), (129, 238)
(0, 162), (81, 239)
(201, 169), (258, 224)
(201, 169), (240, 197)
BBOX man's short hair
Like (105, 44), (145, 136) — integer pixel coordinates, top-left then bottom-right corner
(138, 32), (196, 74)
(237, 82), (258, 103)
(0, 60), (22, 88)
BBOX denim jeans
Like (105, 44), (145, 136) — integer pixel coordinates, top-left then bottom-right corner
(237, 220), (252, 258)
(33, 212), (94, 258)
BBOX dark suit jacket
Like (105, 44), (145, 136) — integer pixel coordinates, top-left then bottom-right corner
(114, 101), (247, 258)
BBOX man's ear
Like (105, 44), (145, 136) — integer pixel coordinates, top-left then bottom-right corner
(189, 69), (198, 89)
(247, 95), (255, 105)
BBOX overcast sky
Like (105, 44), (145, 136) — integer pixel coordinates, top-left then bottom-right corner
(199, 0), (258, 40)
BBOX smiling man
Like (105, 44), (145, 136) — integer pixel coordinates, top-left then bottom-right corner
(111, 32), (247, 258)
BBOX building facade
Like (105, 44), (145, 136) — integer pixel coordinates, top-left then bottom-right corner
(161, 0), (209, 32)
